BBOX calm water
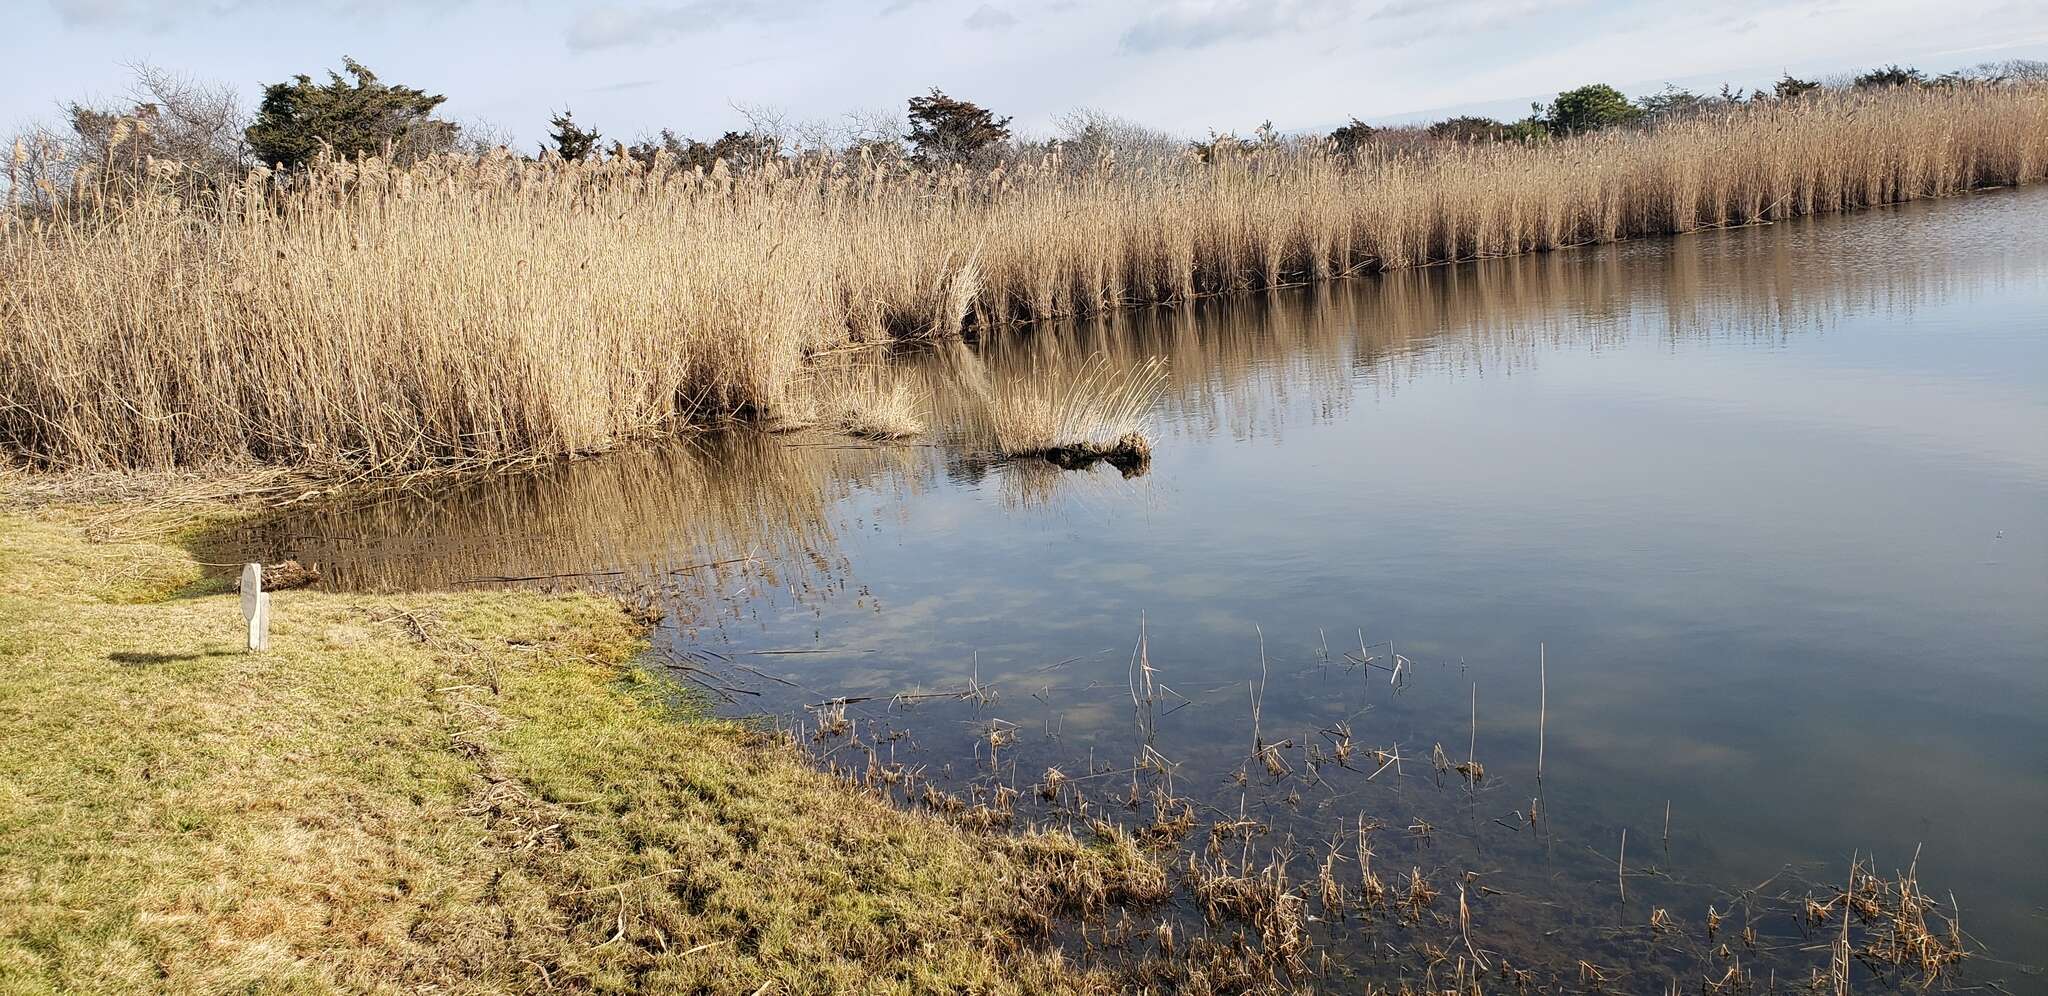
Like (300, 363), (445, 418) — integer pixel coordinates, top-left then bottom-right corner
(241, 188), (2048, 990)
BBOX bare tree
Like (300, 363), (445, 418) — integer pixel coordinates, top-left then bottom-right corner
(842, 107), (909, 167)
(1051, 108), (1184, 174)
(452, 117), (516, 156)
(7, 62), (249, 213)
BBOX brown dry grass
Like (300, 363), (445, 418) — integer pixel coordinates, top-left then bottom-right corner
(938, 345), (1168, 457)
(3, 84), (2043, 472)
(808, 364), (931, 440)
(0, 505), (1146, 994)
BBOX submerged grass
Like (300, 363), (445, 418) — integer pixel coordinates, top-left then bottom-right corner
(0, 503), (1149, 994)
(3, 84), (2044, 472)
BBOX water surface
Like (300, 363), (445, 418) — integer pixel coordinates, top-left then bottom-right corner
(243, 187), (2048, 990)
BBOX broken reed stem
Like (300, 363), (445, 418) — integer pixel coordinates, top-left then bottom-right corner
(1250, 623), (1268, 751)
(1837, 855), (1854, 996)
(1618, 828), (1627, 904)
(1468, 681), (1477, 766)
(1357, 629), (1370, 704)
(1537, 642), (1546, 781)
(1663, 800), (1671, 848)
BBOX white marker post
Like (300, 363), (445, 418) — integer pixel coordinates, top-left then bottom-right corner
(240, 563), (270, 652)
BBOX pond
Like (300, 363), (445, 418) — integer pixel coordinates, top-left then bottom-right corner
(234, 186), (2048, 992)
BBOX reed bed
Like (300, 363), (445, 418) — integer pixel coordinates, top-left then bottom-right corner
(4, 83), (2044, 472)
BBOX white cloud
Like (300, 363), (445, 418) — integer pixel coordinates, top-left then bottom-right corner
(566, 0), (820, 50)
(1119, 0), (1359, 53)
(963, 4), (1016, 31)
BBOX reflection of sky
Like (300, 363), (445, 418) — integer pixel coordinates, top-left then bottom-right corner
(269, 187), (2048, 979)
(708, 190), (2048, 973)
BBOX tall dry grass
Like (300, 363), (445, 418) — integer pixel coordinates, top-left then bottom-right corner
(4, 83), (2044, 471)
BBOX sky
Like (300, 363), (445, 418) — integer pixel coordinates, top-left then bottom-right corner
(6, 0), (2047, 148)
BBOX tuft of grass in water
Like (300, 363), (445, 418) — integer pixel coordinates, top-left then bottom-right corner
(818, 366), (930, 441)
(0, 503), (1145, 994)
(951, 350), (1168, 458)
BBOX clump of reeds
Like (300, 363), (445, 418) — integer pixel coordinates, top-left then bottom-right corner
(951, 351), (1168, 467)
(808, 364), (929, 440)
(1037, 766), (1069, 801)
(1185, 851), (1311, 975)
(1404, 866), (1439, 922)
(997, 822), (1171, 934)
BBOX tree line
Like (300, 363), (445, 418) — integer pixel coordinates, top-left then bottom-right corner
(11, 55), (2046, 209)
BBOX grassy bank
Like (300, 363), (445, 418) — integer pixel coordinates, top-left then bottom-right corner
(4, 84), (2045, 472)
(0, 503), (1148, 994)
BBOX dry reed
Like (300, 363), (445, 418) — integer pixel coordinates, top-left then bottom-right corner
(6, 84), (2044, 471)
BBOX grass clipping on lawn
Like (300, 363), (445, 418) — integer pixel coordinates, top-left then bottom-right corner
(0, 507), (1143, 994)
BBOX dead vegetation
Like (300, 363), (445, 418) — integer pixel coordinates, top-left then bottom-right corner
(745, 609), (1998, 995)
(943, 347), (1167, 469)
(7, 84), (2042, 473)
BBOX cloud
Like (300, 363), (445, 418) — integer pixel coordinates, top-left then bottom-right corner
(566, 1), (817, 51)
(1364, 0), (1587, 48)
(47, 0), (460, 31)
(963, 4), (1016, 30)
(1119, 0), (1358, 53)
(47, 0), (246, 30)
(48, 0), (139, 26)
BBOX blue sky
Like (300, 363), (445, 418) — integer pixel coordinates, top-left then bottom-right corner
(8, 0), (2047, 147)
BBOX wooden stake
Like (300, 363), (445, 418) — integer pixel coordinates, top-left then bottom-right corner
(240, 563), (270, 652)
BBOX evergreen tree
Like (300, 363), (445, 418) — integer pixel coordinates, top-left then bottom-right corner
(1772, 74), (1822, 100)
(1854, 65), (1927, 89)
(905, 89), (1012, 167)
(548, 109), (601, 161)
(245, 57), (456, 169)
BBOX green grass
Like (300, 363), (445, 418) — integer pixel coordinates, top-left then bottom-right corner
(0, 505), (1138, 994)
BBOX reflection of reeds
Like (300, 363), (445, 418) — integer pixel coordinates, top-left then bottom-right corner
(227, 433), (908, 595)
(913, 188), (2043, 451)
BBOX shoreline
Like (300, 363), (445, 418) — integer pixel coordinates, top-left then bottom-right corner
(0, 499), (1149, 994)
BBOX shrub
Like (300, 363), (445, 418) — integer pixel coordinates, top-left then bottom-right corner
(1854, 65), (1927, 89)
(1773, 74), (1822, 100)
(623, 129), (782, 173)
(1427, 116), (1509, 143)
(1545, 83), (1641, 134)
(1328, 118), (1375, 155)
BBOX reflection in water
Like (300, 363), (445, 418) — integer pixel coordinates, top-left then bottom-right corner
(236, 189), (2048, 991)
(235, 435), (895, 608)
(249, 192), (2041, 595)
